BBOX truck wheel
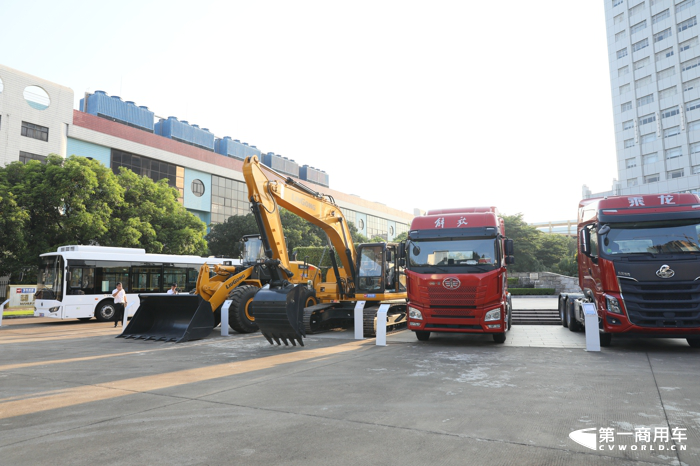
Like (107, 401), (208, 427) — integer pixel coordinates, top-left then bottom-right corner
(600, 332), (612, 347)
(559, 296), (569, 328)
(567, 301), (582, 332)
(229, 285), (260, 334)
(687, 338), (700, 348)
(493, 333), (506, 343)
(415, 331), (430, 341)
(507, 305), (512, 330)
(95, 300), (116, 322)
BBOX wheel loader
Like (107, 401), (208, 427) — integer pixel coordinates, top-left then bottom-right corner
(117, 234), (320, 342)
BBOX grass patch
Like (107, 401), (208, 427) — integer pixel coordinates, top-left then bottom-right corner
(509, 288), (556, 296)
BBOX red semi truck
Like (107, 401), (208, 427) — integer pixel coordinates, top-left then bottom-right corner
(559, 193), (700, 348)
(403, 207), (515, 343)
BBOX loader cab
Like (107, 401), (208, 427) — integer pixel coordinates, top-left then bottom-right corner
(356, 243), (406, 295)
(241, 235), (265, 265)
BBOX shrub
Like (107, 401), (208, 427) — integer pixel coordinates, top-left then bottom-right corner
(509, 288), (556, 295)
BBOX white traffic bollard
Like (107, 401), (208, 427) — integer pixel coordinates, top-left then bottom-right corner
(354, 301), (366, 340)
(582, 303), (600, 352)
(375, 304), (390, 346)
(0, 299), (9, 327)
(221, 300), (231, 336)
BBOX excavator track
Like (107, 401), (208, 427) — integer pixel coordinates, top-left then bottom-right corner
(362, 304), (407, 337)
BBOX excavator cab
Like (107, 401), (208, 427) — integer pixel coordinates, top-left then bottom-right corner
(356, 243), (404, 295)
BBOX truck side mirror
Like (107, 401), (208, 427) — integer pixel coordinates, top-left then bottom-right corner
(398, 258), (405, 267)
(504, 239), (514, 256)
(505, 256), (515, 265)
(398, 241), (406, 258)
(579, 228), (591, 256)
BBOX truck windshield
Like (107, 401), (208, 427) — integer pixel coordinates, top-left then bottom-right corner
(600, 219), (700, 256)
(36, 255), (64, 301)
(408, 238), (498, 272)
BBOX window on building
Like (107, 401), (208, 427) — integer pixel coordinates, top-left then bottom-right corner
(616, 30), (628, 42)
(191, 179), (205, 197)
(629, 2), (645, 17)
(620, 83), (631, 94)
(639, 113), (657, 125)
(19, 151), (47, 164)
(653, 9), (670, 25)
(689, 120), (700, 132)
(654, 28), (673, 43)
(661, 106), (679, 118)
(625, 138), (635, 148)
(627, 178), (639, 187)
(614, 0), (624, 6)
(641, 132), (657, 143)
(680, 37), (699, 52)
(209, 175), (250, 224)
(635, 76), (652, 89)
(631, 20), (647, 34)
(676, 0), (696, 15)
(688, 99), (700, 111)
(657, 67), (676, 80)
(656, 47), (675, 61)
(632, 38), (649, 52)
(668, 169), (685, 179)
(678, 17), (697, 33)
(622, 101), (633, 112)
(626, 157), (637, 168)
(691, 142), (700, 154)
(643, 153), (659, 164)
(659, 86), (677, 100)
(618, 47), (629, 59)
(615, 13), (625, 24)
(366, 215), (388, 241)
(645, 173), (660, 183)
(694, 165), (700, 174)
(683, 77), (700, 92)
(634, 57), (650, 71)
(618, 65), (630, 77)
(111, 149), (185, 199)
(666, 147), (683, 159)
(637, 94), (654, 107)
(21, 121), (48, 142)
(664, 126), (680, 138)
(623, 119), (635, 130)
(682, 57), (700, 73)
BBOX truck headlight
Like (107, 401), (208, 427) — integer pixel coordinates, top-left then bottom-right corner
(485, 308), (501, 321)
(49, 306), (60, 313)
(408, 306), (423, 320)
(605, 295), (622, 315)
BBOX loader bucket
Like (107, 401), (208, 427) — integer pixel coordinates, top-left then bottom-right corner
(251, 284), (310, 346)
(117, 294), (215, 343)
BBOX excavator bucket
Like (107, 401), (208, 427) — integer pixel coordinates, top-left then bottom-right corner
(118, 294), (215, 343)
(252, 284), (310, 346)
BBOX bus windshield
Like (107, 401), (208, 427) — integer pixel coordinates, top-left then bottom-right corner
(600, 219), (700, 256)
(408, 238), (499, 272)
(37, 255), (64, 301)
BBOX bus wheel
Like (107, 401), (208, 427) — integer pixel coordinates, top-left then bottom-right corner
(493, 333), (506, 343)
(95, 301), (116, 322)
(415, 331), (430, 341)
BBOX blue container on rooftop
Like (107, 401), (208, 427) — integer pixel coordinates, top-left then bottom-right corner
(215, 136), (262, 160)
(80, 91), (155, 132)
(155, 116), (215, 151)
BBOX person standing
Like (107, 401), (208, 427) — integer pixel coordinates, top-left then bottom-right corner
(112, 282), (127, 327)
(167, 283), (178, 295)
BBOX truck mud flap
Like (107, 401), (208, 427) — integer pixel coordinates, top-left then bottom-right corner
(117, 294), (215, 343)
(252, 284), (310, 346)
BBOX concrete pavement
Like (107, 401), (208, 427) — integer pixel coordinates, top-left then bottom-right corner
(1, 317), (698, 465)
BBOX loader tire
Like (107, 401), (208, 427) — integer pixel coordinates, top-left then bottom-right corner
(229, 285), (260, 334)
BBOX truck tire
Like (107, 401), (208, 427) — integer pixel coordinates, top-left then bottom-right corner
(415, 330), (430, 341)
(228, 285), (260, 334)
(600, 332), (612, 347)
(687, 338), (700, 348)
(95, 300), (116, 322)
(493, 332), (506, 343)
(559, 296), (569, 328)
(567, 301), (582, 332)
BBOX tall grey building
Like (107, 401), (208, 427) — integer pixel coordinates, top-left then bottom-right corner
(596, 0), (700, 198)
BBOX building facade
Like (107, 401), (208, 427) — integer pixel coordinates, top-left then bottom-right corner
(600, 0), (700, 198)
(0, 63), (412, 240)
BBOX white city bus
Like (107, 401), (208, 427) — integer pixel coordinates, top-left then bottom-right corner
(34, 245), (239, 321)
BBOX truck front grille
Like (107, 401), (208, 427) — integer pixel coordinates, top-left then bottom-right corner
(620, 279), (700, 328)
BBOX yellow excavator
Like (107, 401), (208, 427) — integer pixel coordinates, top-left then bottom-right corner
(120, 155), (406, 344)
(243, 155), (407, 346)
(119, 233), (321, 342)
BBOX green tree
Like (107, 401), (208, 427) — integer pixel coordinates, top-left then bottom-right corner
(394, 231), (408, 242)
(0, 183), (30, 277)
(206, 213), (260, 258)
(503, 213), (544, 272)
(536, 234), (571, 270)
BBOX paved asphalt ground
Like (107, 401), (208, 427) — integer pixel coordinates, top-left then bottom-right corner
(1, 297), (699, 465)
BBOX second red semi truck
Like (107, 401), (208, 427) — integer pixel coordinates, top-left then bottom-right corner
(559, 193), (700, 347)
(403, 207), (515, 343)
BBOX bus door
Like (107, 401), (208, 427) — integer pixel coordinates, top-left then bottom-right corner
(64, 263), (96, 318)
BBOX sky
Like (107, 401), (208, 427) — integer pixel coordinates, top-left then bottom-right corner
(1, 0), (618, 224)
